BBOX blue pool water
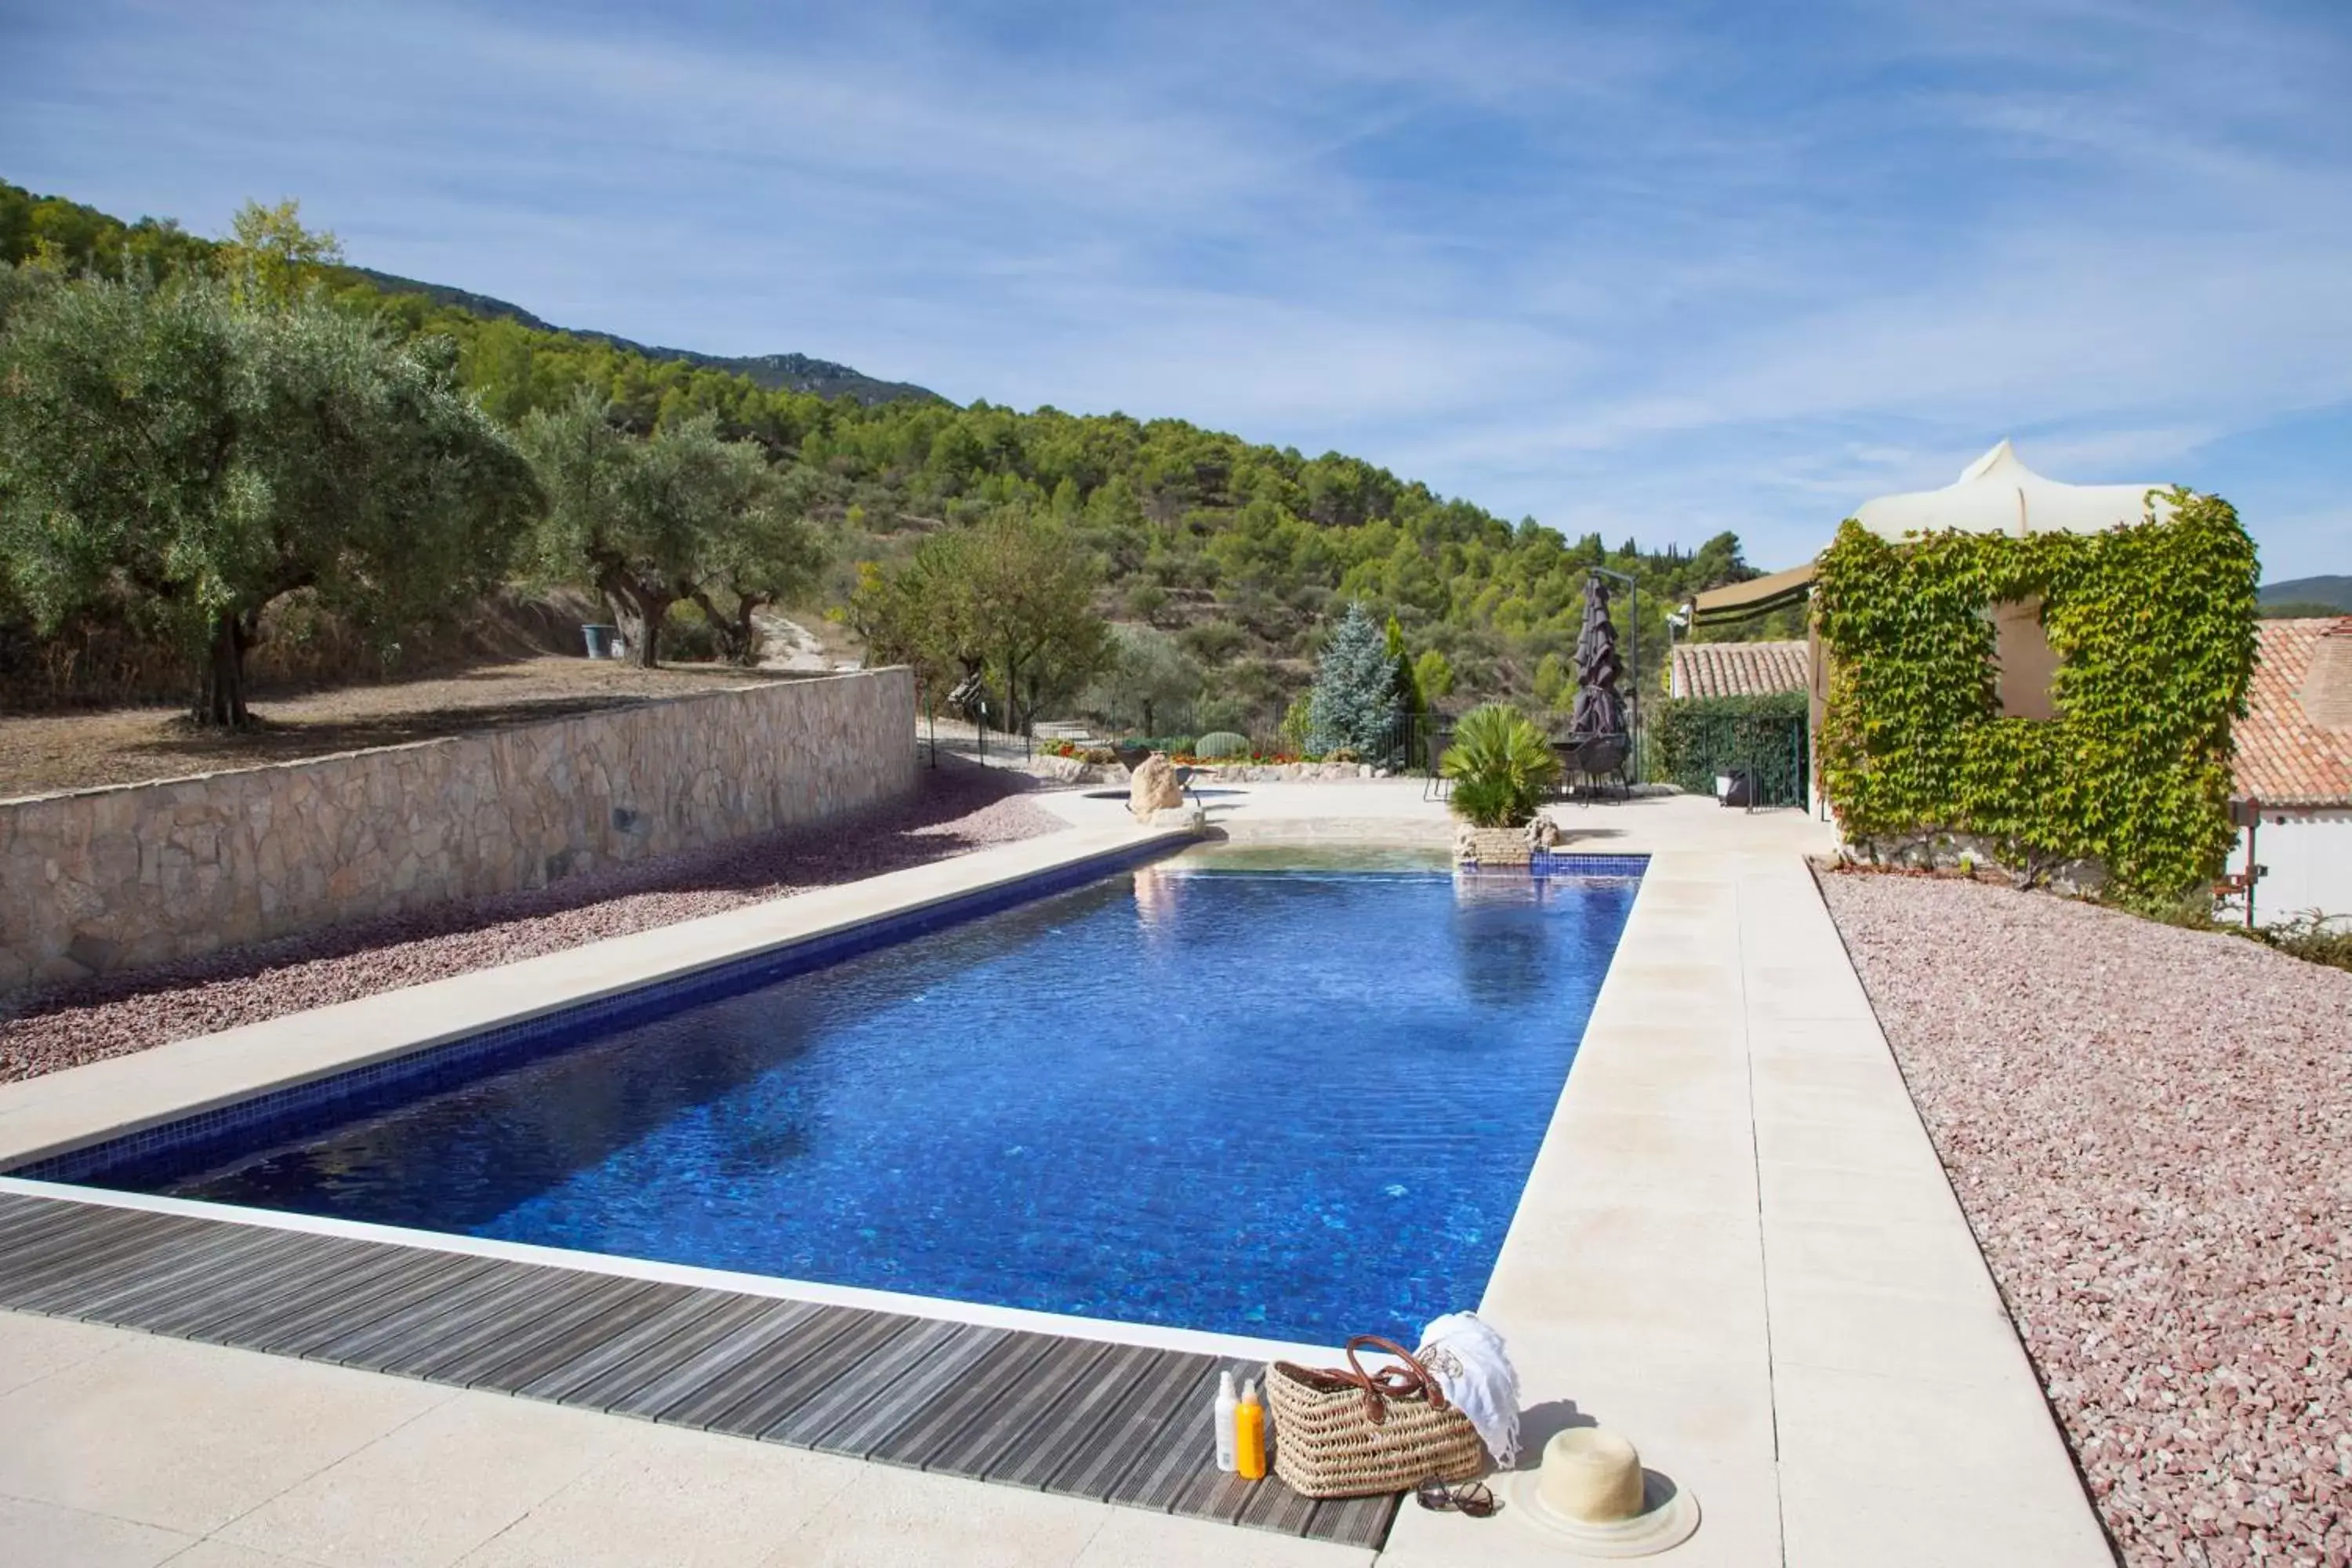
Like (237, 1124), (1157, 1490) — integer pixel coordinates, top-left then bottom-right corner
(143, 852), (1638, 1346)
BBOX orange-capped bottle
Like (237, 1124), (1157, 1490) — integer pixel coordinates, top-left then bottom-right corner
(1236, 1377), (1267, 1480)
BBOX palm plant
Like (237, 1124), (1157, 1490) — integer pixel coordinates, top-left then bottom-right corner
(1442, 703), (1562, 827)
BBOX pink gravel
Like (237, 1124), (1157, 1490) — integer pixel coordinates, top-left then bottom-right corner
(1820, 871), (2352, 1568)
(1, 760), (1065, 1082)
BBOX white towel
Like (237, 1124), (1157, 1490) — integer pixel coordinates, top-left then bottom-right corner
(1415, 1312), (1521, 1467)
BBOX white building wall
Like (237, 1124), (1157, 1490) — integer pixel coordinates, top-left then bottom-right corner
(2229, 808), (2352, 929)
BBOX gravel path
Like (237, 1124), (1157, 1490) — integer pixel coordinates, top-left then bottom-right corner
(0, 760), (1064, 1082)
(1820, 871), (2352, 1568)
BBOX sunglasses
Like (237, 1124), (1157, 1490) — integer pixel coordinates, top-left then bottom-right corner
(1414, 1478), (1499, 1519)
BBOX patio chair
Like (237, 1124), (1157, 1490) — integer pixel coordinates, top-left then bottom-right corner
(1556, 734), (1631, 802)
(1423, 728), (1455, 801)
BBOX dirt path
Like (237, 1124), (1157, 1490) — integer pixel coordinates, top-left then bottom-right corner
(0, 658), (809, 798)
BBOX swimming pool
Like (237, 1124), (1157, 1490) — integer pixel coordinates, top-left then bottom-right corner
(77, 848), (1641, 1347)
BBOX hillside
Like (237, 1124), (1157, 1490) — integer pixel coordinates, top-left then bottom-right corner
(1, 176), (1783, 725)
(343, 267), (939, 405)
(2258, 575), (2352, 615)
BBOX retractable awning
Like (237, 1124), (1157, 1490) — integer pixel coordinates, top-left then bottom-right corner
(1691, 561), (1818, 627)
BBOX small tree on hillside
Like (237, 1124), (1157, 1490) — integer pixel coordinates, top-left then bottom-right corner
(1308, 602), (1401, 757)
(1414, 647), (1456, 703)
(1080, 623), (1202, 734)
(523, 396), (809, 667)
(1386, 613), (1426, 716)
(848, 506), (1112, 731)
(688, 459), (824, 666)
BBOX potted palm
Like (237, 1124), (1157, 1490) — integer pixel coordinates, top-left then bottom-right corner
(1442, 703), (1563, 864)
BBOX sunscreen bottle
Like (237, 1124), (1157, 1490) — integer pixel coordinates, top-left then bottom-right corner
(1214, 1370), (1239, 1472)
(1236, 1377), (1267, 1480)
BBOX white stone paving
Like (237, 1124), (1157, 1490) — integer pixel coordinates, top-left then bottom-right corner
(0, 782), (2113, 1566)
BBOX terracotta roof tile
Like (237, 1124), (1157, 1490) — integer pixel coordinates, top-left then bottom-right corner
(1671, 640), (1809, 699)
(2233, 618), (2352, 807)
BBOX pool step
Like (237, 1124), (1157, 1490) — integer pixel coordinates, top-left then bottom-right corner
(0, 1189), (1399, 1549)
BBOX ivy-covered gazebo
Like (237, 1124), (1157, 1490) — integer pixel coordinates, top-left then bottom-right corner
(1691, 440), (2259, 897)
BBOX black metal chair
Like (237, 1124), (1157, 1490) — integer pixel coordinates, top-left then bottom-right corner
(1423, 728), (1455, 801)
(1556, 734), (1631, 801)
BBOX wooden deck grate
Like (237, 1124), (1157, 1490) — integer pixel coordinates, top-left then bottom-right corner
(0, 1189), (1398, 1549)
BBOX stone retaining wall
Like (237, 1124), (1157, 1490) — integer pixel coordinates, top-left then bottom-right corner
(0, 668), (917, 995)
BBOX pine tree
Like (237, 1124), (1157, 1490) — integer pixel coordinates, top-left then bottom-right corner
(1308, 603), (1403, 757)
(1385, 613), (1426, 716)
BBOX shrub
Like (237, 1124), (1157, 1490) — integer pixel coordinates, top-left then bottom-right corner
(1442, 703), (1561, 827)
(2259, 912), (2352, 973)
(1194, 731), (1250, 759)
(1179, 619), (1247, 665)
(661, 600), (725, 662)
(1651, 692), (1809, 797)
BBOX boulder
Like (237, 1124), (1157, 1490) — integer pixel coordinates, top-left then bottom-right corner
(1129, 753), (1185, 820)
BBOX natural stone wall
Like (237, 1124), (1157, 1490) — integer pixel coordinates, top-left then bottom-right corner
(1836, 828), (2109, 897)
(0, 668), (917, 995)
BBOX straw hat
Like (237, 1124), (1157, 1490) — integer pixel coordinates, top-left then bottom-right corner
(1505, 1427), (1700, 1557)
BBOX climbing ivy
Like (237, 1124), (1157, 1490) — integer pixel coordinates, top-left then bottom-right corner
(1813, 490), (2259, 898)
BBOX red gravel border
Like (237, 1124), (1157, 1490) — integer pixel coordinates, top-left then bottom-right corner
(1820, 870), (2352, 1568)
(2, 760), (1065, 1082)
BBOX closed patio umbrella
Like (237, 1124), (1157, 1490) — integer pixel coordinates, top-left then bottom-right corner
(1570, 575), (1626, 742)
(1561, 575), (1631, 793)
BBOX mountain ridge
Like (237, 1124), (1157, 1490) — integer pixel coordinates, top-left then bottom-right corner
(2259, 575), (2352, 614)
(342, 267), (942, 406)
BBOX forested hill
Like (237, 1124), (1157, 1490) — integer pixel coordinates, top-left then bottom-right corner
(2257, 575), (2352, 616)
(1, 176), (1789, 712)
(0, 182), (935, 406)
(343, 266), (940, 405)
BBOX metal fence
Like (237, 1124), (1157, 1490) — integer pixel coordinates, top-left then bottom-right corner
(1041, 702), (1653, 782)
(1650, 710), (1808, 808)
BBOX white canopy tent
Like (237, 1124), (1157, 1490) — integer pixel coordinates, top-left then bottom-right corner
(1853, 439), (2173, 542)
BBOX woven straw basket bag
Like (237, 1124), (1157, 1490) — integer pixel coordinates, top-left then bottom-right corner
(1266, 1335), (1487, 1498)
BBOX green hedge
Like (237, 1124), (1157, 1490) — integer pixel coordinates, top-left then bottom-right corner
(1651, 693), (1809, 799)
(1814, 491), (2258, 897)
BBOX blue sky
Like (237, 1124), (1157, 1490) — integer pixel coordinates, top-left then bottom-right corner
(5, 0), (2347, 579)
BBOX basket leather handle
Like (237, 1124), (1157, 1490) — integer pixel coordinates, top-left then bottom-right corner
(1339, 1335), (1452, 1427)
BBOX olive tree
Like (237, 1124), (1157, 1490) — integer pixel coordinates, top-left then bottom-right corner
(523, 394), (819, 668)
(0, 272), (537, 725)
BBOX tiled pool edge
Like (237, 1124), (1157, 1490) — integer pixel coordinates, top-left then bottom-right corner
(0, 824), (1195, 1177)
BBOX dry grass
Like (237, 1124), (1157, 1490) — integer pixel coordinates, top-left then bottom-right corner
(0, 657), (813, 798)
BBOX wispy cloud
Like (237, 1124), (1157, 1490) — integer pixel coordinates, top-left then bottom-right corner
(3, 0), (2345, 575)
